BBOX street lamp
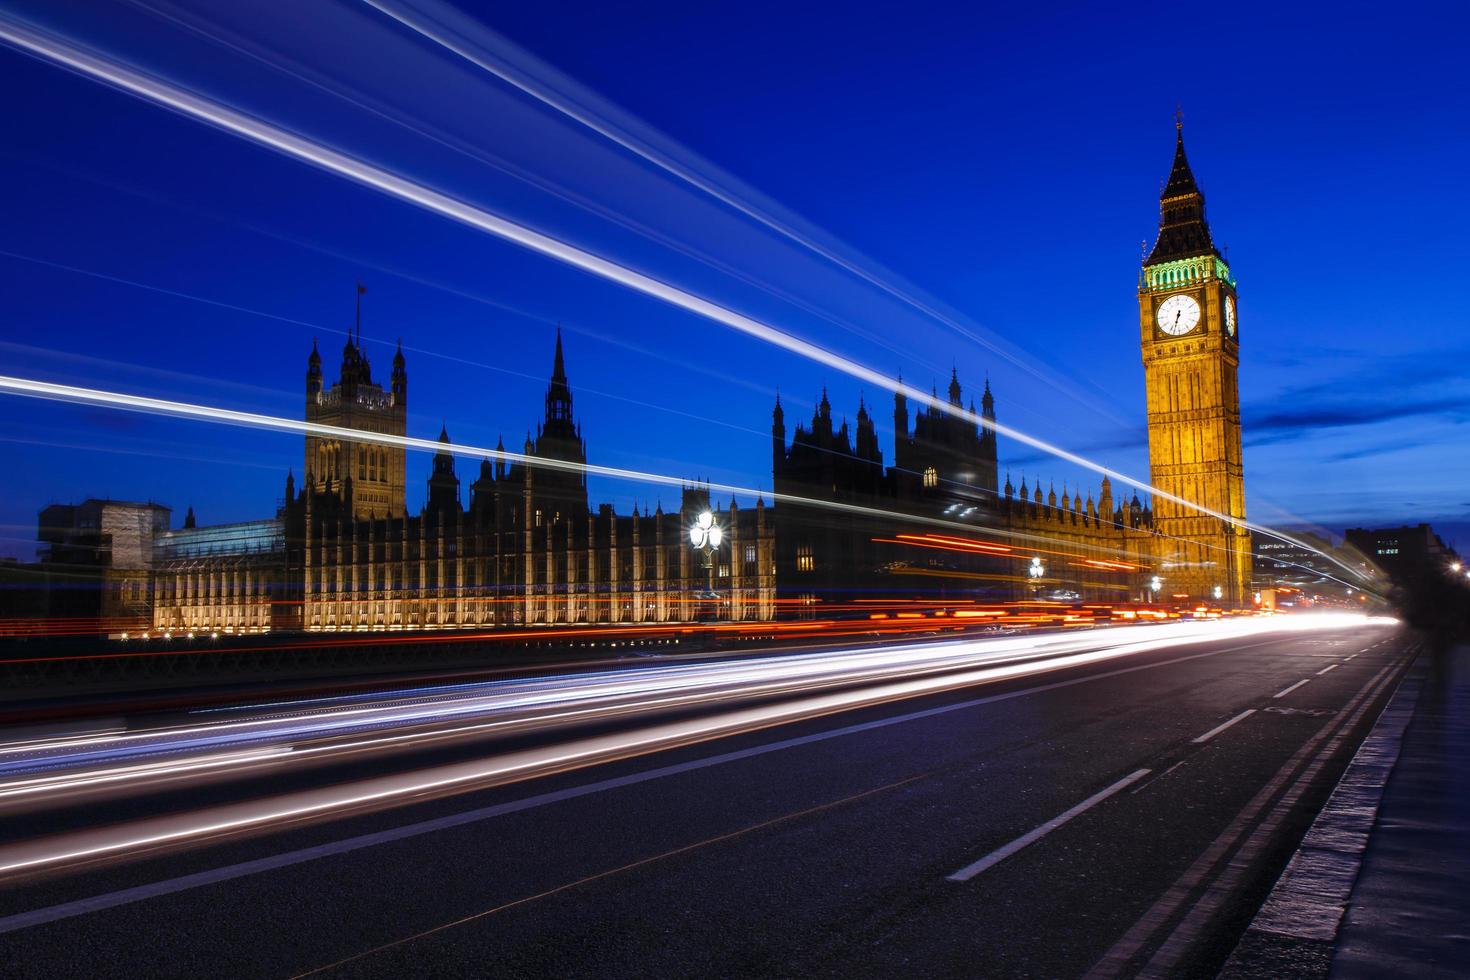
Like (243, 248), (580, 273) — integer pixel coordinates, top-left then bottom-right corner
(1028, 556), (1045, 600)
(1149, 575), (1163, 601)
(1212, 585), (1223, 601)
(689, 510), (723, 596)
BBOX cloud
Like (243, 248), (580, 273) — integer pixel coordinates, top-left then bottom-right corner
(1324, 442), (1411, 463)
(1259, 345), (1470, 402)
(1243, 397), (1469, 448)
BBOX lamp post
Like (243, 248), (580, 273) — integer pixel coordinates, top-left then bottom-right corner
(1149, 575), (1162, 603)
(689, 510), (723, 610)
(1028, 555), (1045, 600)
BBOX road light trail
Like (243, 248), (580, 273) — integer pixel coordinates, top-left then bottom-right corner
(0, 12), (1368, 584)
(0, 615), (1389, 879)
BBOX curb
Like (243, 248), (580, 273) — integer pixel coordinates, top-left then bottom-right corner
(1218, 651), (1427, 979)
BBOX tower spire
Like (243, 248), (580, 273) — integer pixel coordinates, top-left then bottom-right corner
(1146, 116), (1216, 265)
(355, 281), (366, 347)
(544, 327), (574, 430)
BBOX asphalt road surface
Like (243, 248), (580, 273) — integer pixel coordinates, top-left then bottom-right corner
(0, 620), (1415, 978)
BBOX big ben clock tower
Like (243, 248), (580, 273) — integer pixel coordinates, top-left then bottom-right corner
(1139, 118), (1251, 603)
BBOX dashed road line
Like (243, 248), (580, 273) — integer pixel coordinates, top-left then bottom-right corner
(1191, 709), (1256, 745)
(947, 769), (1152, 882)
(1131, 760), (1189, 794)
(1273, 679), (1310, 699)
(1317, 664), (1339, 676)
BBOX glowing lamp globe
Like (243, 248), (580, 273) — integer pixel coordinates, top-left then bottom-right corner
(690, 511), (721, 549)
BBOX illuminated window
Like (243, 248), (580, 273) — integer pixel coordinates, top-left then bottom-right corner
(535, 509), (543, 527)
(923, 467), (938, 488)
(796, 544), (814, 572)
(744, 545), (757, 565)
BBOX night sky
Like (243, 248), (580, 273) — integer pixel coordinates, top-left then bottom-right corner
(2, 0), (1467, 560)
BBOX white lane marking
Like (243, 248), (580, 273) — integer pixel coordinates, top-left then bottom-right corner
(1131, 760), (1187, 794)
(1345, 654), (1359, 662)
(1191, 709), (1257, 745)
(948, 769), (1151, 882)
(0, 641), (1276, 935)
(1273, 679), (1310, 699)
(1317, 664), (1339, 676)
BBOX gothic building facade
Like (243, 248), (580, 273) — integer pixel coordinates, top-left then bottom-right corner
(774, 121), (1248, 608)
(152, 332), (777, 633)
(147, 120), (1245, 634)
(772, 370), (1158, 608)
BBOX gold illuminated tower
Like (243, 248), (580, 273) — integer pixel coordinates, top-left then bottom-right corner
(1138, 119), (1250, 603)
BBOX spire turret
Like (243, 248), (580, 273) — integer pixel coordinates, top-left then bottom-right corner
(772, 392), (787, 477)
(391, 338), (407, 405)
(544, 327), (574, 428)
(551, 326), (566, 383)
(427, 425), (459, 514)
(307, 339), (323, 397)
(1146, 115), (1218, 265)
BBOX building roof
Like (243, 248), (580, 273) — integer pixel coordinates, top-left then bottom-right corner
(1145, 124), (1219, 266)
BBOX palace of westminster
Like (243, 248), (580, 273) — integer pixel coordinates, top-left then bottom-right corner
(30, 124), (1253, 634)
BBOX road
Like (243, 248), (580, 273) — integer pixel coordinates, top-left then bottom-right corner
(0, 617), (1414, 978)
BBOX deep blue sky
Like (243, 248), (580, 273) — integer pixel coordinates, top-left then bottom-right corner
(2, 0), (1468, 559)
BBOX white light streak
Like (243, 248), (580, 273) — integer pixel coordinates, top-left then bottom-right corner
(0, 615), (1390, 879)
(0, 373), (1146, 565)
(0, 13), (1381, 590)
(0, 13), (1368, 583)
(359, 0), (1090, 407)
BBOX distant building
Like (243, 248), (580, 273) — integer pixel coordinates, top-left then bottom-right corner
(33, 499), (170, 631)
(1251, 529), (1378, 607)
(1344, 524), (1459, 588)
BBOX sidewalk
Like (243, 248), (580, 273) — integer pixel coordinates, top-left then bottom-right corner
(1331, 645), (1470, 978)
(1222, 643), (1470, 979)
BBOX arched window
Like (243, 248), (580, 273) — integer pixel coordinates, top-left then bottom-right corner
(922, 466), (938, 488)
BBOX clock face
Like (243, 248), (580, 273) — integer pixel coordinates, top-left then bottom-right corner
(1156, 294), (1201, 336)
(1224, 295), (1237, 336)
